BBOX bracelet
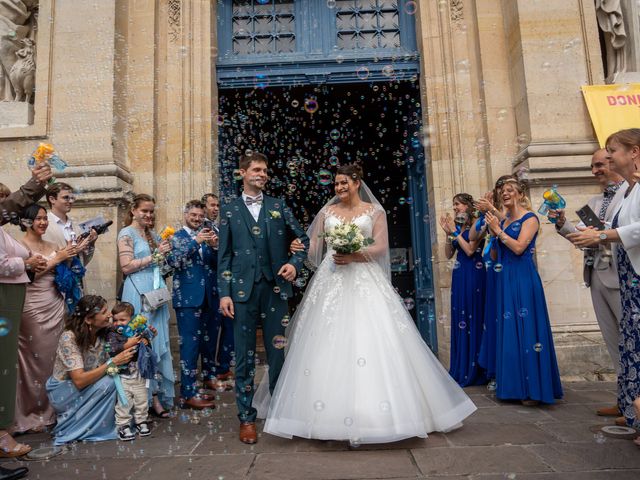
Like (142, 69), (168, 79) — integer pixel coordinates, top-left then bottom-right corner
(498, 231), (506, 243)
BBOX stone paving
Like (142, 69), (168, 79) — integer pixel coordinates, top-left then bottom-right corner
(1, 378), (638, 480)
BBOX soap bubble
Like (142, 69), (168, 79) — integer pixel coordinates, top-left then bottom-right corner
(458, 321), (467, 329)
(533, 343), (543, 352)
(493, 263), (503, 273)
(251, 226), (261, 235)
(357, 357), (366, 367)
(303, 369), (310, 376)
(313, 400), (325, 411)
(329, 155), (339, 166)
(518, 308), (529, 317)
(404, 1), (417, 15)
(304, 98), (319, 114)
(327, 0), (336, 8)
(329, 129), (341, 140)
(356, 66), (370, 80)
(281, 315), (290, 327)
(344, 417), (353, 426)
(379, 401), (391, 412)
(273, 286), (281, 294)
(291, 99), (299, 108)
(403, 298), (415, 310)
(317, 169), (333, 186)
(272, 335), (288, 349)
(0, 318), (10, 337)
(594, 432), (606, 444)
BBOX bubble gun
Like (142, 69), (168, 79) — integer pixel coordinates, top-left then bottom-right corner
(27, 143), (68, 184)
(537, 185), (566, 223)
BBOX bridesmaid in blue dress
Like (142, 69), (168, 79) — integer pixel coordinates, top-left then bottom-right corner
(486, 179), (562, 405)
(46, 295), (136, 445)
(471, 176), (515, 385)
(117, 194), (175, 415)
(440, 193), (487, 387)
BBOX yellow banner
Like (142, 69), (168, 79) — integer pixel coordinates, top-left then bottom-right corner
(581, 84), (640, 147)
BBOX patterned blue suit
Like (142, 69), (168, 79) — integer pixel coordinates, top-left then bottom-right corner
(167, 227), (219, 399)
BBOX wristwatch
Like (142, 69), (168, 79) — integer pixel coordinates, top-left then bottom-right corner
(598, 232), (607, 242)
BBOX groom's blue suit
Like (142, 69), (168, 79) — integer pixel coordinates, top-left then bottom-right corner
(218, 194), (309, 423)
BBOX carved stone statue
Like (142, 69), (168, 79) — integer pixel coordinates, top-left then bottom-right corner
(0, 0), (38, 102)
(595, 0), (640, 83)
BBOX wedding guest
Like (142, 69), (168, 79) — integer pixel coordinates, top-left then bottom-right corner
(1, 223), (47, 459)
(0, 183), (9, 201)
(202, 192), (234, 387)
(567, 128), (640, 445)
(42, 182), (97, 265)
(486, 179), (563, 405)
(1, 163), (52, 226)
(553, 149), (625, 417)
(117, 193), (175, 417)
(13, 205), (76, 434)
(439, 193), (486, 387)
(107, 302), (154, 441)
(471, 175), (514, 385)
(166, 200), (217, 409)
(46, 295), (136, 445)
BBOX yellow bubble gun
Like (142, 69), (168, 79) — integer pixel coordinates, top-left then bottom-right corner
(28, 143), (68, 184)
(537, 185), (566, 223)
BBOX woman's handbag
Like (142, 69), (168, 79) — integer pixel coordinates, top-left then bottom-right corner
(140, 287), (170, 311)
(131, 263), (170, 312)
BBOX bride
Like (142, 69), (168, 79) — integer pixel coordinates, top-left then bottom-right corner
(262, 164), (476, 444)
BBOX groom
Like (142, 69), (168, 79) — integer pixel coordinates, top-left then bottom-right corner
(218, 151), (309, 444)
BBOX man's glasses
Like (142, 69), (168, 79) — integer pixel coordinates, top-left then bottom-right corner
(60, 195), (76, 201)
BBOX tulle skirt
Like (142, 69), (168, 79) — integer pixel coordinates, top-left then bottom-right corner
(262, 258), (477, 444)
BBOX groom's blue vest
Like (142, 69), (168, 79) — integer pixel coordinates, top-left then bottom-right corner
(252, 209), (274, 283)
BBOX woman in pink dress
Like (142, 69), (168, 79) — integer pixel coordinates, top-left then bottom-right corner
(13, 204), (77, 433)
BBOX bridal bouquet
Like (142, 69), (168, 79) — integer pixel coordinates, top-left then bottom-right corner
(323, 222), (374, 255)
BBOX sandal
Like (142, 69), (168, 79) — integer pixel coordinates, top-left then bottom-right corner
(634, 436), (640, 447)
(0, 433), (32, 458)
(148, 407), (170, 419)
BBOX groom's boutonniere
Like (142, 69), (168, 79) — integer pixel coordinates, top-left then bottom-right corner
(268, 210), (281, 219)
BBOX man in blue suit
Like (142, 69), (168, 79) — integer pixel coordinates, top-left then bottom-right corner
(218, 151), (309, 444)
(167, 200), (217, 410)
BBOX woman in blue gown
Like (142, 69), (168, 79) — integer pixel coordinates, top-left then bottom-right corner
(471, 175), (515, 385)
(440, 193), (487, 387)
(46, 295), (136, 445)
(485, 179), (563, 405)
(117, 194), (175, 415)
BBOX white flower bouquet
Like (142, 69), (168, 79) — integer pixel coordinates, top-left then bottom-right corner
(322, 223), (374, 255)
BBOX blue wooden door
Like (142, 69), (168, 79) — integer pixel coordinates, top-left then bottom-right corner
(216, 0), (437, 349)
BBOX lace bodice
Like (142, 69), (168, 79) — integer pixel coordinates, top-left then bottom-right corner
(324, 211), (375, 239)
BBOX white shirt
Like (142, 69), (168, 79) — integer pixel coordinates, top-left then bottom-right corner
(242, 192), (263, 222)
(49, 211), (75, 243)
(614, 182), (640, 275)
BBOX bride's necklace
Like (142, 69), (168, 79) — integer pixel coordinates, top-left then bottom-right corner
(25, 237), (49, 255)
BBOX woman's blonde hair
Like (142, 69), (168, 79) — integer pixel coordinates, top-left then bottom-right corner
(500, 179), (532, 211)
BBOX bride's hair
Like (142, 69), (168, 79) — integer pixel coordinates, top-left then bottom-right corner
(336, 163), (364, 183)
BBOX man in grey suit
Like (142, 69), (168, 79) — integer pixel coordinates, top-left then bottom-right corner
(552, 148), (625, 417)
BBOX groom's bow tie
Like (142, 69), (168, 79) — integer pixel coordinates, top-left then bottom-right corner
(245, 194), (263, 206)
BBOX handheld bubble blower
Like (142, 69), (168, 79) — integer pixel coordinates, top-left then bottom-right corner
(537, 185), (566, 223)
(27, 143), (68, 184)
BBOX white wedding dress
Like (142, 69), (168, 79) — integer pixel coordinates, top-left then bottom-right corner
(262, 206), (477, 444)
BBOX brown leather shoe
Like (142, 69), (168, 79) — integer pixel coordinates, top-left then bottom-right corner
(203, 379), (221, 391)
(217, 371), (234, 381)
(597, 405), (621, 417)
(239, 422), (257, 444)
(181, 396), (215, 410)
(615, 416), (627, 426)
